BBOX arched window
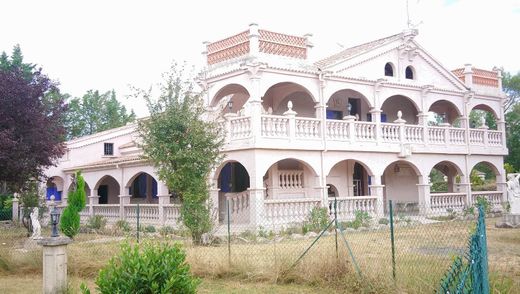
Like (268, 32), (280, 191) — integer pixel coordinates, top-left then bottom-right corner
(384, 63), (394, 77)
(405, 66), (414, 79)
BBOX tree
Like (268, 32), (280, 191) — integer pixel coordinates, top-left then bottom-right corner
(65, 90), (136, 139)
(0, 45), (67, 192)
(60, 171), (86, 238)
(503, 71), (520, 112)
(137, 63), (223, 244)
(506, 103), (520, 170)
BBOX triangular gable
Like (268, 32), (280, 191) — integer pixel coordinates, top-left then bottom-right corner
(316, 31), (468, 91)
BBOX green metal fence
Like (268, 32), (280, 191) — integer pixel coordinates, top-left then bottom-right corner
(438, 205), (489, 293)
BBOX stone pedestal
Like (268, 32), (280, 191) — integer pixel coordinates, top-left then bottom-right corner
(496, 214), (520, 228)
(37, 237), (72, 294)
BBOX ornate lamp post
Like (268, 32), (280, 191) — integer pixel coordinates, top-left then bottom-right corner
(49, 195), (61, 237)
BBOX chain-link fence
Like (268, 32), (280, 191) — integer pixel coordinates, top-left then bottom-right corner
(1, 199), (518, 293)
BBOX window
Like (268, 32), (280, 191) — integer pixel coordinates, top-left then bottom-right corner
(405, 66), (414, 79)
(104, 143), (114, 156)
(384, 63), (394, 77)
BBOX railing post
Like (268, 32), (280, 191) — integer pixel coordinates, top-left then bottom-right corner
(417, 182), (431, 214)
(370, 108), (382, 145)
(439, 123), (450, 145)
(157, 194), (170, 226)
(12, 193), (19, 222)
(393, 111), (406, 143)
(88, 189), (98, 217)
(118, 194), (131, 220)
(342, 115), (356, 143)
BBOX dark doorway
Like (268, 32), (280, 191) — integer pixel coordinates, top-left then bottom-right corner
(98, 185), (108, 204)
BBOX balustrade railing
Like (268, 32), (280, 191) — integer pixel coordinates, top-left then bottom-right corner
(264, 198), (321, 225)
(295, 118), (321, 138)
(404, 125), (423, 143)
(329, 196), (378, 220)
(381, 123), (400, 142)
(226, 191), (250, 223)
(430, 193), (467, 213)
(429, 127), (446, 144)
(164, 204), (181, 226)
(124, 204), (160, 224)
(471, 191), (503, 210)
(92, 204), (119, 221)
(469, 129), (485, 145)
(261, 115), (289, 137)
(279, 170), (304, 189)
(488, 130), (502, 146)
(229, 116), (252, 139)
(326, 120), (350, 140)
(449, 128), (466, 145)
(355, 122), (376, 141)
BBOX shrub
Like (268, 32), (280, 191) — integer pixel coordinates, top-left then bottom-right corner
(302, 207), (329, 233)
(60, 171), (86, 238)
(86, 215), (107, 231)
(159, 226), (175, 237)
(84, 242), (199, 293)
(476, 196), (491, 214)
(115, 220), (131, 233)
(144, 225), (156, 233)
(378, 218), (389, 225)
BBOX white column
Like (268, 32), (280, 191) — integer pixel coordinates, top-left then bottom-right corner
(88, 189), (99, 217)
(463, 64), (473, 88)
(417, 176), (431, 214)
(119, 194), (131, 220)
(248, 188), (265, 229)
(248, 23), (259, 58)
(157, 194), (170, 226)
(12, 193), (19, 222)
(38, 237), (72, 294)
(369, 175), (385, 216)
(417, 112), (429, 145)
(370, 108), (382, 145)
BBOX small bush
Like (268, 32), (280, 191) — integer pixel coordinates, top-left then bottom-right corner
(144, 225), (156, 233)
(115, 220), (131, 233)
(85, 241), (199, 293)
(159, 226), (175, 237)
(86, 215), (107, 231)
(302, 207), (329, 233)
(476, 196), (491, 213)
(61, 171), (87, 238)
(378, 218), (389, 225)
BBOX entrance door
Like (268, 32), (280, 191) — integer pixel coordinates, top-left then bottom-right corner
(98, 185), (108, 204)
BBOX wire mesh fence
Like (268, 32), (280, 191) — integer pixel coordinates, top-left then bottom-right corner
(0, 199), (518, 293)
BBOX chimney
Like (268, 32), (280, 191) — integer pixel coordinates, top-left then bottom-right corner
(304, 33), (313, 61)
(463, 64), (473, 88)
(249, 23), (260, 58)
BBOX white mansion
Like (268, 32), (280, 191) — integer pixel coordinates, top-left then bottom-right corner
(44, 25), (507, 228)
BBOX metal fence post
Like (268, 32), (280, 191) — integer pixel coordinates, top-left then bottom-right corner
(479, 205), (490, 293)
(334, 197), (339, 259)
(136, 203), (140, 243)
(227, 199), (231, 267)
(389, 200), (396, 282)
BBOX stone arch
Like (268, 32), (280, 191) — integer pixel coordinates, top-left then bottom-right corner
(214, 160), (251, 223)
(427, 100), (463, 125)
(67, 181), (91, 197)
(381, 95), (420, 124)
(263, 158), (320, 199)
(126, 172), (159, 204)
(46, 176), (64, 201)
(326, 89), (373, 121)
(94, 175), (121, 204)
(469, 104), (499, 130)
(428, 161), (465, 193)
(261, 82), (317, 117)
(210, 83), (250, 115)
(382, 160), (422, 205)
(326, 159), (374, 197)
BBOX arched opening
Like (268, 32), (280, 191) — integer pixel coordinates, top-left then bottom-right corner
(384, 62), (394, 77)
(469, 104), (498, 130)
(262, 82), (316, 117)
(428, 100), (462, 126)
(429, 161), (464, 193)
(326, 89), (372, 121)
(67, 181), (91, 198)
(216, 161), (251, 223)
(405, 66), (414, 80)
(326, 159), (373, 198)
(46, 176), (64, 201)
(263, 158), (319, 199)
(95, 175), (121, 204)
(127, 172), (158, 204)
(327, 184), (339, 198)
(382, 161), (421, 210)
(470, 162), (498, 192)
(381, 95), (419, 124)
(210, 84), (250, 116)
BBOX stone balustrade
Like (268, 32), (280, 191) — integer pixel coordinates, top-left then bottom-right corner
(264, 198), (321, 226)
(329, 196), (378, 221)
(430, 193), (467, 213)
(471, 191), (503, 210)
(225, 191), (250, 223)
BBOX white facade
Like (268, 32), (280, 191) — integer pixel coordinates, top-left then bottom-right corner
(44, 25), (508, 228)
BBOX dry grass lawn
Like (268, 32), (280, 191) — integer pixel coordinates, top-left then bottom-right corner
(1, 217), (519, 293)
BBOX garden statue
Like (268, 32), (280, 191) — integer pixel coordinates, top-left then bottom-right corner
(30, 207), (42, 239)
(506, 173), (520, 214)
(496, 173), (520, 228)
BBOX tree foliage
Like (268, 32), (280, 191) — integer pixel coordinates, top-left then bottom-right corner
(506, 102), (520, 170)
(503, 70), (520, 112)
(65, 90), (135, 139)
(137, 63), (223, 244)
(60, 171), (86, 238)
(0, 45), (67, 191)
